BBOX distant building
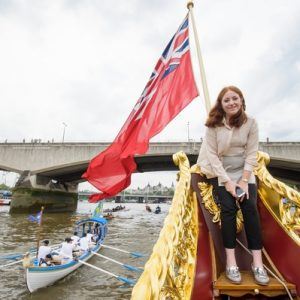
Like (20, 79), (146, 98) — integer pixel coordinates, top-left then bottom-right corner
(78, 183), (175, 202)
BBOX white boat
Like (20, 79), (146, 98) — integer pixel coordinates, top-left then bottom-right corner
(0, 198), (11, 205)
(25, 217), (107, 293)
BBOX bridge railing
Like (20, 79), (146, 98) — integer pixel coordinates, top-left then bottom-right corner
(131, 151), (199, 300)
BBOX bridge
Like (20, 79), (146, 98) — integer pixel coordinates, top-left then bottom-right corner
(0, 142), (299, 212)
(78, 192), (173, 203)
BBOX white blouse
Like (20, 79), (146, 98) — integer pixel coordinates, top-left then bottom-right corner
(197, 116), (259, 185)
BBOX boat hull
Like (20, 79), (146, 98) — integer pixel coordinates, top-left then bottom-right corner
(191, 202), (213, 300)
(26, 244), (101, 293)
(258, 197), (300, 295)
(0, 199), (11, 205)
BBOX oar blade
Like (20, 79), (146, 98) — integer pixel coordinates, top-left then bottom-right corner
(130, 252), (145, 258)
(117, 276), (136, 286)
(0, 253), (23, 260)
(0, 247), (37, 261)
(123, 264), (143, 273)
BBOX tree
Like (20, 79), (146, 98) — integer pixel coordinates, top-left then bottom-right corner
(0, 184), (11, 191)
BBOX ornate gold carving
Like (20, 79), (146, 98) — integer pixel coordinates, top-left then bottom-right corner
(255, 151), (300, 245)
(255, 152), (300, 206)
(198, 182), (220, 223)
(190, 163), (202, 175)
(131, 151), (199, 300)
(131, 150), (300, 299)
(191, 164), (244, 233)
(198, 181), (244, 233)
(279, 199), (300, 242)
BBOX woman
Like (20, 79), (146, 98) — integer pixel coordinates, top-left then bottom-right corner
(197, 86), (269, 285)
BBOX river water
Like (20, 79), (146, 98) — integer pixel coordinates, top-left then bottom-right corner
(0, 202), (169, 300)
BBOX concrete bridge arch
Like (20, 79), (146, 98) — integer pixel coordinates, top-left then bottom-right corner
(0, 142), (299, 213)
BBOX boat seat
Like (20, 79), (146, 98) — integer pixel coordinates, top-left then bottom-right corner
(207, 231), (298, 299)
(213, 271), (297, 299)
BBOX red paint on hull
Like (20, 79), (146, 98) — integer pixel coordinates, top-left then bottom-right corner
(191, 202), (213, 300)
(258, 198), (300, 295)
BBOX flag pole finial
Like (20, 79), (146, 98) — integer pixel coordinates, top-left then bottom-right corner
(187, 1), (194, 9)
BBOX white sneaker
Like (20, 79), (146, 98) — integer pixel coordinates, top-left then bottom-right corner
(226, 266), (242, 284)
(252, 265), (270, 285)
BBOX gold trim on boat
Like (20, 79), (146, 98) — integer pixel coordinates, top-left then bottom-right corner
(131, 151), (199, 300)
(131, 151), (300, 299)
(255, 151), (300, 246)
(191, 164), (244, 233)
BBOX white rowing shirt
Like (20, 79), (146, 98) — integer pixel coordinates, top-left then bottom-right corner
(87, 233), (94, 243)
(79, 237), (89, 251)
(60, 242), (74, 261)
(38, 245), (51, 262)
(71, 235), (80, 245)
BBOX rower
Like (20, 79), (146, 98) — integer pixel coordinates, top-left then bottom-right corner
(155, 206), (161, 214)
(86, 230), (95, 243)
(60, 238), (75, 264)
(37, 240), (51, 265)
(79, 233), (90, 251)
(71, 232), (80, 246)
(93, 223), (100, 236)
(40, 254), (54, 267)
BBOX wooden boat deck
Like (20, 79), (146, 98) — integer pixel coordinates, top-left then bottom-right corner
(210, 232), (298, 299)
(213, 271), (297, 298)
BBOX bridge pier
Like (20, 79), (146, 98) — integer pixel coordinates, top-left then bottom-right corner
(10, 172), (78, 213)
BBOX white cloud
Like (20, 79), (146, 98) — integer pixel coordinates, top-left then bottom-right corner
(0, 0), (299, 188)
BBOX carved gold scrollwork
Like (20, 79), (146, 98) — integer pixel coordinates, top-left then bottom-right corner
(255, 151), (300, 244)
(191, 163), (244, 233)
(198, 181), (244, 233)
(279, 199), (300, 242)
(198, 182), (220, 223)
(131, 151), (199, 300)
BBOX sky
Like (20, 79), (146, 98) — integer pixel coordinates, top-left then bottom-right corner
(0, 0), (299, 190)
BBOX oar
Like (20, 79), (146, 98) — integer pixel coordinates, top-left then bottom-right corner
(0, 259), (23, 269)
(101, 244), (145, 258)
(0, 247), (37, 260)
(64, 255), (136, 285)
(0, 243), (61, 260)
(0, 252), (37, 270)
(91, 251), (143, 273)
(0, 240), (13, 247)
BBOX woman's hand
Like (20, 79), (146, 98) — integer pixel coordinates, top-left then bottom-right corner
(237, 180), (249, 201)
(224, 180), (237, 197)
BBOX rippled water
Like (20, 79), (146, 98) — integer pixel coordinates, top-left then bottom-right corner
(0, 202), (169, 300)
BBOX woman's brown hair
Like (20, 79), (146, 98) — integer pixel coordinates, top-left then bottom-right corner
(205, 86), (247, 128)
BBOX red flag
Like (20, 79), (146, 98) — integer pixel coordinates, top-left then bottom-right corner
(83, 15), (199, 202)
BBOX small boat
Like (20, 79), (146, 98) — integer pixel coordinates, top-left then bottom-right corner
(103, 213), (114, 220)
(0, 198), (11, 206)
(25, 217), (107, 293)
(154, 206), (161, 214)
(103, 205), (126, 213)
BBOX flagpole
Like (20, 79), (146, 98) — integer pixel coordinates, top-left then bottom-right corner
(187, 0), (211, 115)
(36, 206), (44, 258)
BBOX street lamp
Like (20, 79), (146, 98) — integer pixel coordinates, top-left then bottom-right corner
(62, 122), (67, 143)
(187, 121), (190, 142)
(187, 121), (192, 153)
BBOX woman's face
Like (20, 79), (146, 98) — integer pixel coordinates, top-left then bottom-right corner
(221, 90), (243, 117)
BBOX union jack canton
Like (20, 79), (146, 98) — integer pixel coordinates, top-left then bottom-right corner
(133, 16), (190, 120)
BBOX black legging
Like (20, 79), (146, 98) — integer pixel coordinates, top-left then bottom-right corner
(210, 178), (263, 250)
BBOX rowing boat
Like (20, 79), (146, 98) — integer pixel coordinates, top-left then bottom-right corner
(25, 217), (107, 293)
(0, 198), (11, 205)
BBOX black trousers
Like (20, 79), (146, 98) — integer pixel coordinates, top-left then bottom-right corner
(210, 178), (263, 250)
